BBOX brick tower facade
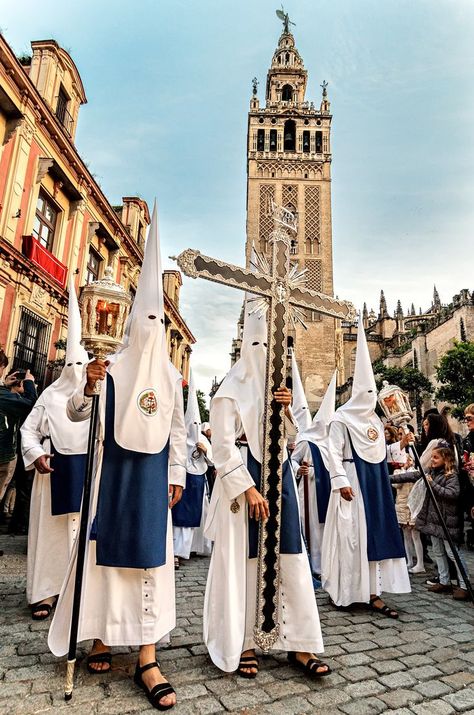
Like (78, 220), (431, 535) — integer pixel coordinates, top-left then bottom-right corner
(245, 29), (335, 410)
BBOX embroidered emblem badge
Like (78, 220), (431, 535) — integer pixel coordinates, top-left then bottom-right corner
(367, 427), (379, 442)
(137, 389), (158, 416)
(230, 499), (240, 514)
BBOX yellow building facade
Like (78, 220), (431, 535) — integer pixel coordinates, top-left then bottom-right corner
(0, 36), (194, 385)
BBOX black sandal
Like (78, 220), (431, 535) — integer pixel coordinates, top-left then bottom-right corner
(237, 655), (259, 679)
(31, 599), (56, 621)
(87, 646), (112, 674)
(369, 596), (399, 619)
(134, 661), (176, 711)
(287, 651), (331, 677)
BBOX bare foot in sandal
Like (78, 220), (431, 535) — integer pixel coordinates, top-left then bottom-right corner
(87, 639), (112, 673)
(238, 648), (259, 678)
(288, 651), (331, 676)
(31, 595), (57, 620)
(369, 596), (398, 619)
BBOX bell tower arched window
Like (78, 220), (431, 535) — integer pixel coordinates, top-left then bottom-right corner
(282, 84), (293, 102)
(283, 120), (296, 151)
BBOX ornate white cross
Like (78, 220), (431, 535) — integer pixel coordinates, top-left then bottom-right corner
(172, 205), (355, 650)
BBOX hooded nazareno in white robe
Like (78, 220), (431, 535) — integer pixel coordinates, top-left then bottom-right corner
(173, 370), (213, 559)
(22, 277), (89, 606)
(321, 316), (410, 607)
(203, 294), (324, 672)
(291, 370), (337, 575)
(48, 204), (187, 655)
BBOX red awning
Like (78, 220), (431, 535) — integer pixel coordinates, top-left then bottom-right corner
(22, 235), (67, 287)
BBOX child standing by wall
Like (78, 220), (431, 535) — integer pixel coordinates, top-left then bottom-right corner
(392, 460), (425, 574)
(416, 442), (470, 600)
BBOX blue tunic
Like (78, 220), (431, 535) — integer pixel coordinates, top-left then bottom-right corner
(49, 442), (86, 516)
(308, 442), (331, 524)
(172, 471), (206, 528)
(94, 374), (170, 569)
(349, 438), (405, 562)
(247, 448), (302, 559)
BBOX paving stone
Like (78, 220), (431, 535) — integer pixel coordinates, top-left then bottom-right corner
(402, 654), (435, 668)
(440, 660), (474, 675)
(341, 639), (378, 653)
(378, 671), (417, 689)
(259, 696), (314, 714)
(3, 694), (53, 714)
(444, 688), (474, 712)
(442, 673), (474, 690)
(410, 664), (444, 680)
(178, 683), (209, 700)
(344, 679), (386, 698)
(262, 679), (310, 698)
(339, 665), (379, 682)
(414, 680), (454, 698)
(379, 688), (424, 708)
(411, 700), (455, 715)
(337, 652), (374, 667)
(371, 660), (407, 675)
(338, 697), (387, 715)
(306, 688), (352, 707)
(219, 687), (271, 710)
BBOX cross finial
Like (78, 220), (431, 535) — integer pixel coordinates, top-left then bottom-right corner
(321, 80), (328, 98)
(252, 77), (259, 96)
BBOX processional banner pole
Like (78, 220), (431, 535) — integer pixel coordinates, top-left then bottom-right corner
(64, 269), (131, 700)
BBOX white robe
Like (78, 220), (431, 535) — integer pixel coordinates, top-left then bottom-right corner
(291, 442), (323, 575)
(203, 397), (324, 673)
(22, 403), (80, 605)
(48, 378), (186, 655)
(173, 439), (213, 559)
(321, 421), (411, 607)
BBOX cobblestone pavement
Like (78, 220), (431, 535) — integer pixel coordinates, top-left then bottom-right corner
(1, 534), (474, 715)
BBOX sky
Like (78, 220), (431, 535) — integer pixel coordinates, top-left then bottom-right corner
(2, 0), (474, 398)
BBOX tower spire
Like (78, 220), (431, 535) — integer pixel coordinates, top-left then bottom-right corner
(379, 290), (388, 319)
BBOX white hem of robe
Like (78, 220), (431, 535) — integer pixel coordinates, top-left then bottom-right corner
(27, 467), (79, 605)
(48, 512), (176, 654)
(321, 424), (411, 607)
(190, 490), (212, 556)
(173, 526), (194, 560)
(204, 470), (324, 672)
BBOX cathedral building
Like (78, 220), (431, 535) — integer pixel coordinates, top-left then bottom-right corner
(0, 35), (194, 386)
(231, 25), (336, 411)
(337, 286), (474, 415)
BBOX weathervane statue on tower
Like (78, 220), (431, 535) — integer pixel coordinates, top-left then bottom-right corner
(276, 6), (295, 34)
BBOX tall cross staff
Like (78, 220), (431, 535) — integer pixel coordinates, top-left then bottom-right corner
(172, 205), (355, 650)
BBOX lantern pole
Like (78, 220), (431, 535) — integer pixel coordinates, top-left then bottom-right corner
(64, 268), (131, 700)
(378, 381), (474, 604)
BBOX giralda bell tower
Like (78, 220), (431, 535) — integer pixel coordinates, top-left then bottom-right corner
(245, 25), (336, 409)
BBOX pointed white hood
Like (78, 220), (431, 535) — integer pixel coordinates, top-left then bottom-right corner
(214, 282), (267, 462)
(296, 370), (336, 469)
(333, 315), (385, 463)
(108, 201), (181, 454)
(185, 370), (208, 475)
(290, 348), (311, 432)
(42, 275), (90, 453)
